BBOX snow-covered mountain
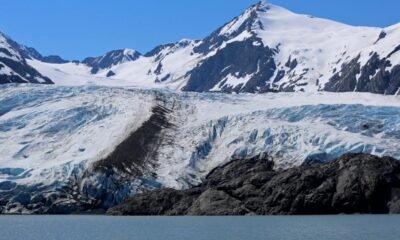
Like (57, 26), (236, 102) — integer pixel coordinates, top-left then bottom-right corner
(1, 85), (400, 213)
(17, 44), (69, 64)
(0, 32), (53, 84)
(82, 48), (142, 74)
(1, 1), (399, 94)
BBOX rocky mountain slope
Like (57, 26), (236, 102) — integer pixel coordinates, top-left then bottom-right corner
(108, 154), (400, 215)
(0, 32), (53, 84)
(2, 1), (400, 94)
(82, 49), (141, 74)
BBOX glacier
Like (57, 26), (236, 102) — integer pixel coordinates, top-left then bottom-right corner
(0, 84), (400, 213)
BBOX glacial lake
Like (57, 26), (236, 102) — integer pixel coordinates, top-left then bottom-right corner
(1, 215), (400, 240)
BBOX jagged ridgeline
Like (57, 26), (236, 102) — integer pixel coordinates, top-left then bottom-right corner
(1, 1), (400, 94)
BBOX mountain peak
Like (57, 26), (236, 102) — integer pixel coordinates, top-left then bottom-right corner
(82, 48), (142, 74)
(121, 48), (140, 56)
(113, 48), (140, 56)
(254, 0), (271, 12)
(216, 1), (291, 38)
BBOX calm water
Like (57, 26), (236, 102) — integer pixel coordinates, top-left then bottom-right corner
(1, 215), (399, 240)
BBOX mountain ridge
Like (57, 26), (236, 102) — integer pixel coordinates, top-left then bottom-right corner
(0, 32), (53, 84)
(1, 1), (400, 94)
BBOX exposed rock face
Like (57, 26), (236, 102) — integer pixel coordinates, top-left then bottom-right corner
(325, 51), (400, 94)
(183, 37), (278, 93)
(18, 45), (69, 64)
(0, 57), (53, 84)
(0, 32), (54, 84)
(82, 49), (142, 74)
(108, 154), (400, 215)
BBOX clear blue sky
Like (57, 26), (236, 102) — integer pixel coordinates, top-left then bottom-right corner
(1, 0), (399, 60)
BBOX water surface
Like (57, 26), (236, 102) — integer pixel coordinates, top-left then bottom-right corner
(1, 215), (399, 240)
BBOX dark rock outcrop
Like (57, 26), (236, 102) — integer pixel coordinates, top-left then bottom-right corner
(108, 154), (400, 215)
(94, 103), (173, 176)
(183, 37), (277, 93)
(82, 49), (141, 74)
(18, 46), (69, 64)
(325, 51), (400, 94)
(0, 32), (54, 84)
(0, 56), (53, 84)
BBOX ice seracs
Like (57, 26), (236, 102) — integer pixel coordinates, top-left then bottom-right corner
(1, 85), (400, 214)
